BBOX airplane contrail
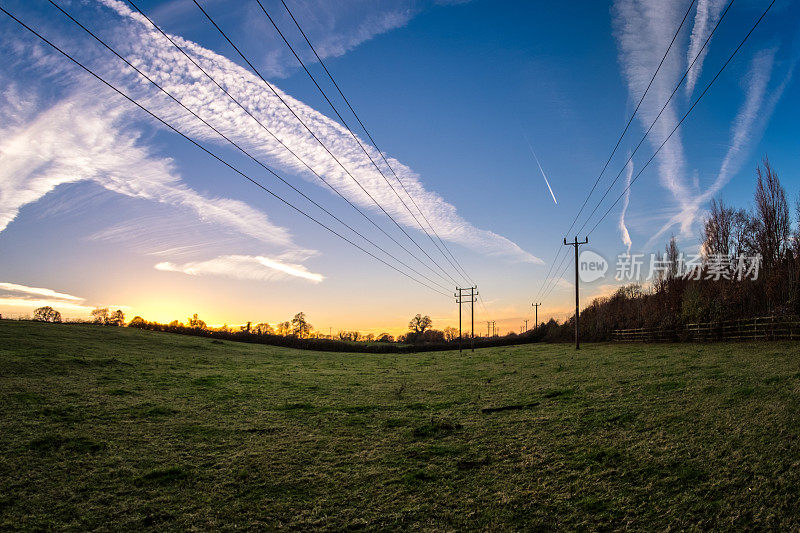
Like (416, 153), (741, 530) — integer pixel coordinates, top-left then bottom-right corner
(524, 135), (557, 205)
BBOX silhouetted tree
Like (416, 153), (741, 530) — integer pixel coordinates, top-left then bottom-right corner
(91, 307), (109, 324)
(33, 306), (61, 323)
(408, 314), (432, 334)
(128, 316), (146, 328)
(377, 333), (394, 343)
(443, 326), (458, 342)
(420, 329), (445, 342)
(291, 312), (311, 338)
(255, 323), (274, 335)
(108, 310), (125, 326)
(188, 314), (206, 329)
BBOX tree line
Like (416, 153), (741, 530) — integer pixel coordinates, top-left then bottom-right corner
(32, 306), (125, 326)
(545, 158), (800, 342)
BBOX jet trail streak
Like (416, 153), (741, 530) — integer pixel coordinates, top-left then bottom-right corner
(524, 135), (557, 205)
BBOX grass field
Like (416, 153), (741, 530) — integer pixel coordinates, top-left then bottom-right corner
(1, 320), (799, 530)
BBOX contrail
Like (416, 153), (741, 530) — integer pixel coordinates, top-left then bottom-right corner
(524, 135), (557, 204)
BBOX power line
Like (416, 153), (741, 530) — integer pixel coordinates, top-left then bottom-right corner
(191, 0), (461, 287)
(270, 0), (477, 287)
(585, 0), (775, 237)
(0, 4), (451, 298)
(532, 0), (697, 304)
(119, 0), (452, 292)
(48, 0), (452, 295)
(574, 0), (736, 236)
(535, 0), (734, 303)
(546, 0), (771, 309)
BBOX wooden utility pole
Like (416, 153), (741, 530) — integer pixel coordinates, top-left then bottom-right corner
(456, 288), (463, 352)
(456, 287), (478, 352)
(524, 319), (528, 332)
(470, 287), (477, 351)
(563, 237), (588, 350)
(532, 302), (541, 330)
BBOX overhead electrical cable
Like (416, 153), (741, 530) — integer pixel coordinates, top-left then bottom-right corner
(584, 0), (774, 237)
(0, 3), (451, 297)
(119, 0), (452, 290)
(191, 0), (462, 287)
(262, 0), (476, 287)
(532, 0), (697, 304)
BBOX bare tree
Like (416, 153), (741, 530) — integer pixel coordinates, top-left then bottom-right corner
(408, 314), (432, 334)
(108, 310), (125, 326)
(754, 157), (790, 269)
(187, 314), (206, 329)
(732, 209), (756, 258)
(91, 307), (109, 324)
(665, 235), (680, 279)
(702, 198), (735, 257)
(794, 193), (800, 259)
(443, 326), (458, 342)
(291, 312), (312, 338)
(255, 323), (274, 335)
(33, 306), (61, 323)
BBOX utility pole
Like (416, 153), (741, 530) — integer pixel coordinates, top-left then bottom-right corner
(524, 319), (528, 332)
(532, 303), (541, 330)
(456, 287), (478, 352)
(470, 286), (477, 351)
(456, 287), (463, 353)
(563, 236), (588, 350)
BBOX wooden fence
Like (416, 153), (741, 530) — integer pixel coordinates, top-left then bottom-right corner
(612, 316), (800, 342)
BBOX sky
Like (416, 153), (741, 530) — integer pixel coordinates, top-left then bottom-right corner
(0, 0), (798, 336)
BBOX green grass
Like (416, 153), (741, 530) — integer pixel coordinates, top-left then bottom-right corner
(1, 320), (799, 530)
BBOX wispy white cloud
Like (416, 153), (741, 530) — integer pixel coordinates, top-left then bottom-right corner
(647, 47), (794, 247)
(0, 297), (95, 314)
(618, 157), (634, 254)
(613, 0), (692, 209)
(685, 0), (727, 97)
(147, 0), (420, 78)
(0, 90), (295, 249)
(0, 281), (129, 318)
(0, 282), (83, 301)
(154, 254), (324, 283)
(89, 0), (539, 264)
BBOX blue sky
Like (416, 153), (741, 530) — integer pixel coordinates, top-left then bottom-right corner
(0, 0), (797, 334)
